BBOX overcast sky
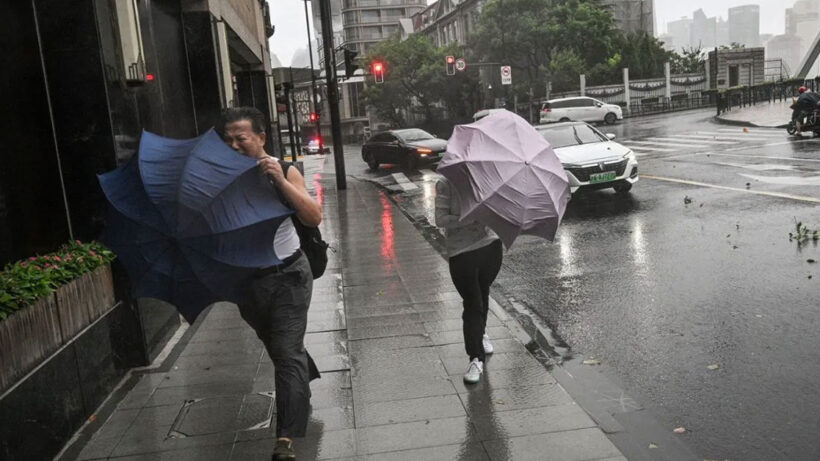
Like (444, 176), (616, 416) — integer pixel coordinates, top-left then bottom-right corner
(269, 0), (790, 66)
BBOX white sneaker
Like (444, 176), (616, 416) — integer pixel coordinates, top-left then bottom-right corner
(463, 358), (483, 384)
(482, 334), (494, 355)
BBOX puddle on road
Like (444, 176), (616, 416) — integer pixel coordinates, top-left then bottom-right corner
(739, 173), (820, 186)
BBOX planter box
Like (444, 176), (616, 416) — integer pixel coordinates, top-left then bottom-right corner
(54, 265), (114, 341)
(0, 296), (63, 393)
(0, 264), (114, 395)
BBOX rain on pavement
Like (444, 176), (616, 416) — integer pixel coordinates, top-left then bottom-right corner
(346, 108), (820, 461)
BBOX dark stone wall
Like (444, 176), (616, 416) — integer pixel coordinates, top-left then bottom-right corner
(0, 0), (72, 265)
(182, 11), (223, 134)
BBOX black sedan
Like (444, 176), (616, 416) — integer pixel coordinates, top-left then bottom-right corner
(361, 129), (447, 170)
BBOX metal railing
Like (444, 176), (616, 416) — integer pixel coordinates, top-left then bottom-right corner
(718, 78), (820, 115)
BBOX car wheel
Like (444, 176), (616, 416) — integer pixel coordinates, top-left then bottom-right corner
(604, 112), (617, 125)
(613, 182), (632, 194)
(559, 117), (570, 122)
(365, 152), (379, 170)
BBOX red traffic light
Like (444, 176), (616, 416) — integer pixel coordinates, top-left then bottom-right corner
(446, 55), (455, 64)
(372, 61), (385, 83)
(373, 62), (383, 72)
(309, 112), (319, 122)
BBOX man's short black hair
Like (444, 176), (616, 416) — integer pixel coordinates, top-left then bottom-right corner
(218, 107), (266, 135)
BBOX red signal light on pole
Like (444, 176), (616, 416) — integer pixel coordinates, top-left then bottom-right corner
(309, 112), (319, 122)
(372, 61), (384, 83)
(445, 55), (455, 76)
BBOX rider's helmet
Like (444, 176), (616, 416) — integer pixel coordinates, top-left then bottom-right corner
(798, 86), (808, 94)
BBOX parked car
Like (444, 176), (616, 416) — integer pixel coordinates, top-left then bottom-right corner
(539, 96), (623, 125)
(303, 137), (330, 155)
(361, 128), (447, 170)
(535, 121), (638, 194)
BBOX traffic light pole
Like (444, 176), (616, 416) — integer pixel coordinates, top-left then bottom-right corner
(318, 0), (346, 190)
(303, 0), (323, 151)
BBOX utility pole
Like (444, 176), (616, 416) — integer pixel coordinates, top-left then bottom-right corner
(287, 67), (301, 163)
(318, 0), (346, 190)
(303, 0), (323, 151)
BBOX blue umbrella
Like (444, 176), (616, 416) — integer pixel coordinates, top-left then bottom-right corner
(98, 129), (293, 323)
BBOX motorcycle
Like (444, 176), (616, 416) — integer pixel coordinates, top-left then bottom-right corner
(787, 102), (820, 136)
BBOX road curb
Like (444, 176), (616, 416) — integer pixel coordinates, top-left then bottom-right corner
(713, 114), (788, 129)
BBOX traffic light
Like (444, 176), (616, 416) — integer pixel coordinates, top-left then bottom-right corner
(309, 112), (319, 123)
(446, 55), (455, 76)
(343, 48), (359, 79)
(372, 61), (384, 84)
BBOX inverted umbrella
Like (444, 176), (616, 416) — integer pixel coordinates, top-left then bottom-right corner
(98, 129), (293, 323)
(437, 110), (570, 248)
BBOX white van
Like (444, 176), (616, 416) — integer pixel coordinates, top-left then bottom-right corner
(539, 96), (623, 125)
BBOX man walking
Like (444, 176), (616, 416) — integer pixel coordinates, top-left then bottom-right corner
(219, 107), (322, 460)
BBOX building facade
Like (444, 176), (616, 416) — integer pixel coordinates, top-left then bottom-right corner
(728, 4), (760, 47)
(412, 0), (484, 47)
(666, 17), (692, 50)
(601, 0), (655, 35)
(708, 47), (766, 89)
(340, 0), (427, 55)
(786, 0), (820, 67)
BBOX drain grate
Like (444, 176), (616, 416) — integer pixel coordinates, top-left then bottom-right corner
(169, 392), (275, 437)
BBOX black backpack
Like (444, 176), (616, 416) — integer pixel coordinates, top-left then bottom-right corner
(277, 161), (329, 279)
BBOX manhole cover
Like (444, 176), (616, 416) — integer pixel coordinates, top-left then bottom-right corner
(169, 392), (275, 437)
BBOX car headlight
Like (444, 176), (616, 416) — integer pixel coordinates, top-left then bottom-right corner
(562, 163), (583, 169)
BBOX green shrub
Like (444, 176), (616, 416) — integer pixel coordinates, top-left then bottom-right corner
(0, 241), (115, 320)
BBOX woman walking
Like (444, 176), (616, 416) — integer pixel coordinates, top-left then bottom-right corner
(435, 176), (503, 384)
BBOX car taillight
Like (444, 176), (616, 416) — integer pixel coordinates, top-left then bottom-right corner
(417, 148), (432, 155)
(541, 107), (551, 112)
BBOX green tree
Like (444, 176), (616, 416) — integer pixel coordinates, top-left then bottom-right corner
(670, 46), (705, 74)
(361, 34), (478, 127)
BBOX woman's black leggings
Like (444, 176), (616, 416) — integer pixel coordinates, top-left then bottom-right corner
(448, 239), (503, 362)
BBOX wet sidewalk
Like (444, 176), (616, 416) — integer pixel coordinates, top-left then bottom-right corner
(62, 155), (627, 461)
(716, 99), (792, 128)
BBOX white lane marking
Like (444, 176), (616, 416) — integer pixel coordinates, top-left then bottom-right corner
(725, 139), (820, 152)
(682, 134), (770, 142)
(696, 131), (781, 139)
(420, 169), (441, 178)
(645, 136), (735, 145)
(627, 140), (710, 148)
(715, 128), (783, 136)
(624, 144), (676, 153)
(738, 173), (820, 186)
(663, 151), (820, 163)
(391, 172), (418, 191)
(642, 174), (820, 203)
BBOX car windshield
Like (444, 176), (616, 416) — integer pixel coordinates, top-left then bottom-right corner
(536, 124), (606, 148)
(395, 129), (434, 142)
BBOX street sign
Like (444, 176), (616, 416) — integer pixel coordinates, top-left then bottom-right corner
(501, 66), (512, 85)
(455, 58), (466, 72)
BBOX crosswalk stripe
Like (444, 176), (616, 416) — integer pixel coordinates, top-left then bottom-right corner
(625, 145), (675, 153)
(391, 172), (419, 191)
(645, 136), (735, 145)
(626, 140), (709, 148)
(713, 129), (783, 138)
(682, 134), (766, 142)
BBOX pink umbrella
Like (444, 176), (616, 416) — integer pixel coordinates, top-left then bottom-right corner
(437, 110), (570, 248)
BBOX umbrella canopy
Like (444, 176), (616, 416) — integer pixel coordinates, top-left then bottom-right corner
(98, 129), (293, 323)
(437, 110), (570, 248)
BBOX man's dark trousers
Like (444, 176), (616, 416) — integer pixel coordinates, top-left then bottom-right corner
(238, 254), (320, 438)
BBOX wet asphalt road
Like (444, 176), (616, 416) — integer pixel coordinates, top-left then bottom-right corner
(332, 108), (820, 460)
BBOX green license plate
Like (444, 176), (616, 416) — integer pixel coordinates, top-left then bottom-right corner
(589, 171), (616, 184)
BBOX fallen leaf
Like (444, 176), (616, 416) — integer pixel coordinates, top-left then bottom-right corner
(493, 399), (506, 405)
(684, 196), (692, 204)
(809, 275), (813, 279)
(648, 442), (659, 449)
(733, 245), (738, 250)
(755, 314), (763, 318)
(726, 234), (731, 238)
(707, 364), (720, 370)
(743, 127), (749, 133)
(699, 203), (703, 207)
(583, 359), (601, 366)
(88, 414), (97, 423)
(673, 427), (687, 434)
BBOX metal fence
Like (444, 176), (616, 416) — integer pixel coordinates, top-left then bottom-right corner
(720, 78), (820, 114)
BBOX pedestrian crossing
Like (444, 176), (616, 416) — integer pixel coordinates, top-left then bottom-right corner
(621, 128), (790, 156)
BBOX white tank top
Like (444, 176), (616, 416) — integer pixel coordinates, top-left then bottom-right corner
(274, 216), (300, 259)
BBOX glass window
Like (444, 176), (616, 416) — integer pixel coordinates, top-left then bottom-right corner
(371, 133), (393, 143)
(349, 82), (365, 118)
(550, 100), (566, 109)
(579, 98), (595, 107)
(536, 124), (606, 148)
(395, 129), (434, 142)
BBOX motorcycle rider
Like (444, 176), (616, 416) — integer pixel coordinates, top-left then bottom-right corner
(791, 86), (820, 132)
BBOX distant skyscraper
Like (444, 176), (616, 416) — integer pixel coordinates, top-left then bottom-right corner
(690, 9), (717, 49)
(767, 34), (803, 74)
(785, 0), (820, 64)
(728, 5), (760, 47)
(667, 17), (692, 50)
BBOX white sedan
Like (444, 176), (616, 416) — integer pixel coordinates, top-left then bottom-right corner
(535, 121), (638, 194)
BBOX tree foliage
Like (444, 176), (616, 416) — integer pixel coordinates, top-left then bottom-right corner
(670, 46), (706, 74)
(361, 34), (478, 128)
